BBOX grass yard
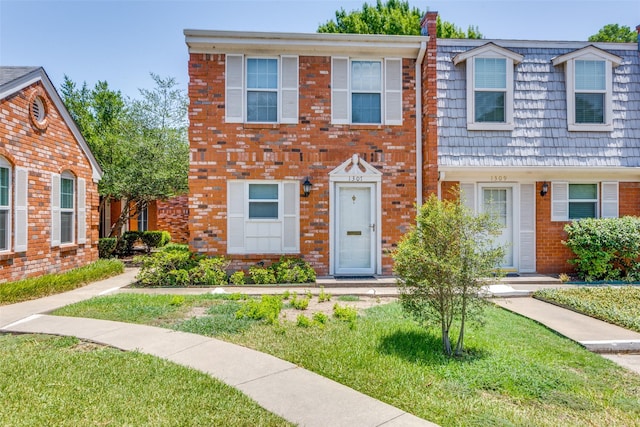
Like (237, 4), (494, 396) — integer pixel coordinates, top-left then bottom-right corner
(54, 293), (640, 427)
(0, 333), (291, 427)
(534, 286), (640, 332)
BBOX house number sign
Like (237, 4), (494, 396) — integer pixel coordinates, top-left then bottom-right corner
(491, 175), (508, 182)
(348, 176), (363, 182)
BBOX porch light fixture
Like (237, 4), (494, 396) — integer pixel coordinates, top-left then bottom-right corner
(540, 182), (549, 197)
(302, 177), (312, 197)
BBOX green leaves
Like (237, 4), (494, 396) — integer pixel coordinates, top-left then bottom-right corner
(589, 24), (638, 43)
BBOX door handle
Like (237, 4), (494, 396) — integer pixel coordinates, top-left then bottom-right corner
(369, 223), (376, 232)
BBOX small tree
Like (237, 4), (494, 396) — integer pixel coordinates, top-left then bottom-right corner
(393, 192), (505, 356)
(589, 24), (637, 43)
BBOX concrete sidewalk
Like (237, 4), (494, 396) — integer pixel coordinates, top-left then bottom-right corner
(0, 269), (436, 427)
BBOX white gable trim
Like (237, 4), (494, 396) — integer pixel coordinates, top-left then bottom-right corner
(551, 45), (622, 67)
(329, 154), (382, 182)
(453, 42), (524, 65)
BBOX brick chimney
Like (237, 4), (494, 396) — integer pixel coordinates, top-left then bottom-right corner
(420, 11), (439, 199)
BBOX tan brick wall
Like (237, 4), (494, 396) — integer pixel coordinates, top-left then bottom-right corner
(0, 82), (99, 283)
(188, 54), (420, 275)
(156, 196), (189, 243)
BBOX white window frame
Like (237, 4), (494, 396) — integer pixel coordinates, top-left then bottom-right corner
(350, 59), (383, 125)
(137, 205), (148, 232)
(331, 57), (402, 126)
(246, 57), (279, 123)
(453, 44), (523, 131)
(0, 157), (11, 252)
(552, 46), (621, 132)
(551, 182), (619, 221)
(225, 54), (298, 125)
(227, 180), (299, 254)
(60, 171), (75, 245)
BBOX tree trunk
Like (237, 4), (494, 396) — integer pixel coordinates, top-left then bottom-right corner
(441, 323), (452, 356)
(454, 288), (469, 357)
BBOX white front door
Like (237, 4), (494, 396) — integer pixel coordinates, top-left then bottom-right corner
(480, 186), (514, 269)
(335, 184), (375, 275)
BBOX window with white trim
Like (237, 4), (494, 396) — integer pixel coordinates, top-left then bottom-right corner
(227, 180), (299, 254)
(137, 205), (148, 232)
(331, 57), (402, 125)
(453, 44), (522, 131)
(60, 171), (75, 244)
(552, 46), (621, 132)
(0, 157), (10, 251)
(551, 182), (618, 221)
(225, 54), (298, 124)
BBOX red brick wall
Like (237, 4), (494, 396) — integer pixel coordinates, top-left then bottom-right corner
(156, 196), (189, 243)
(422, 11), (439, 199)
(535, 182), (574, 274)
(188, 54), (420, 275)
(0, 82), (99, 283)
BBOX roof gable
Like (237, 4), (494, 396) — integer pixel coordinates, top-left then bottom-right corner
(452, 42), (524, 65)
(0, 67), (102, 181)
(551, 45), (622, 67)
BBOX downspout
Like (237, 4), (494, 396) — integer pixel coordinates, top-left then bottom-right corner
(415, 40), (427, 208)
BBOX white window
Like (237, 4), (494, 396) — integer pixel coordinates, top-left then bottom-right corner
(331, 57), (402, 125)
(225, 54), (298, 124)
(453, 43), (523, 131)
(60, 172), (75, 244)
(137, 205), (148, 232)
(551, 182), (618, 221)
(0, 157), (10, 252)
(552, 46), (621, 132)
(51, 172), (86, 247)
(227, 180), (299, 254)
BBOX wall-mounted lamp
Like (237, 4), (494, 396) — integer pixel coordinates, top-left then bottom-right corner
(302, 177), (312, 197)
(540, 182), (549, 197)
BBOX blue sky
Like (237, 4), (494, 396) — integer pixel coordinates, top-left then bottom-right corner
(1, 0), (638, 99)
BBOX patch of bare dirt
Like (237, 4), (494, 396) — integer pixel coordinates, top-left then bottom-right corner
(280, 296), (396, 320)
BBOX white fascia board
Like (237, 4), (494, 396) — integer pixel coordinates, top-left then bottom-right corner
(452, 42), (524, 65)
(184, 29), (427, 57)
(0, 73), (41, 100)
(551, 45), (623, 67)
(439, 38), (638, 53)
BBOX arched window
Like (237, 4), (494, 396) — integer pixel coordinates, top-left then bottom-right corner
(0, 157), (11, 251)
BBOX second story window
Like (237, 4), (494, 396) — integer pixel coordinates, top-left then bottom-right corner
(453, 43), (523, 131)
(552, 46), (621, 132)
(225, 54), (298, 124)
(246, 58), (278, 122)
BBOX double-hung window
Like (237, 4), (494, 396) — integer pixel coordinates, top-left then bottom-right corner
(552, 46), (621, 131)
(0, 158), (10, 251)
(60, 172), (75, 244)
(227, 181), (299, 254)
(453, 43), (523, 131)
(331, 57), (402, 125)
(137, 205), (148, 232)
(225, 54), (298, 124)
(551, 182), (618, 221)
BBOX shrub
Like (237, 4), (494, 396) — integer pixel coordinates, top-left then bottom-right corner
(296, 314), (312, 327)
(273, 257), (317, 283)
(249, 265), (277, 284)
(161, 243), (190, 253)
(135, 250), (199, 287)
(189, 257), (229, 286)
(312, 312), (328, 326)
(98, 238), (117, 258)
(318, 286), (332, 302)
(236, 295), (283, 324)
(140, 231), (165, 253)
(229, 271), (245, 285)
(116, 231), (141, 256)
(564, 217), (640, 281)
(160, 231), (171, 246)
(333, 303), (357, 328)
(290, 293), (310, 310)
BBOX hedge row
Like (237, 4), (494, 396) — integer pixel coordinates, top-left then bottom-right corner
(99, 230), (171, 258)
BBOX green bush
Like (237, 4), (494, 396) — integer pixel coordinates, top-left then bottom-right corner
(236, 295), (283, 325)
(140, 231), (165, 253)
(312, 312), (328, 326)
(333, 303), (357, 329)
(116, 231), (141, 256)
(0, 259), (124, 305)
(161, 243), (190, 253)
(290, 293), (310, 310)
(98, 238), (117, 258)
(318, 286), (332, 302)
(189, 257), (229, 286)
(229, 271), (245, 285)
(160, 231), (171, 247)
(272, 257), (316, 283)
(564, 217), (640, 281)
(249, 265), (277, 284)
(135, 250), (199, 287)
(296, 314), (312, 327)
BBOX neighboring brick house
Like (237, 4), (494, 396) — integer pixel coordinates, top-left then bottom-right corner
(184, 13), (438, 276)
(436, 38), (640, 274)
(0, 67), (102, 283)
(102, 196), (190, 243)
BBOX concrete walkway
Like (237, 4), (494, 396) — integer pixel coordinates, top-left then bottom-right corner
(0, 269), (436, 427)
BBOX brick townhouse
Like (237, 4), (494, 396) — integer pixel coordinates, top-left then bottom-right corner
(184, 14), (439, 276)
(0, 67), (102, 282)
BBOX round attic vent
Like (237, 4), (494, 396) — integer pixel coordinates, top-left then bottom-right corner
(28, 90), (49, 131)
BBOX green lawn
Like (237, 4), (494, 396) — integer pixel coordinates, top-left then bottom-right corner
(0, 333), (291, 427)
(54, 294), (640, 427)
(534, 286), (640, 332)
